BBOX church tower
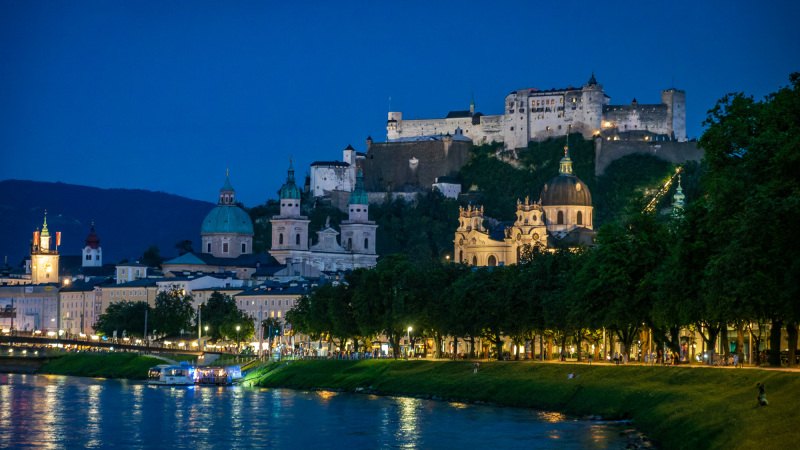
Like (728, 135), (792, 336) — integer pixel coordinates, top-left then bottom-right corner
(82, 223), (102, 267)
(672, 175), (685, 217)
(270, 159), (310, 264)
(340, 170), (377, 254)
(31, 212), (60, 284)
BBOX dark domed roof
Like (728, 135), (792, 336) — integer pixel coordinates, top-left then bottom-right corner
(85, 224), (100, 249)
(201, 205), (254, 235)
(540, 174), (592, 207)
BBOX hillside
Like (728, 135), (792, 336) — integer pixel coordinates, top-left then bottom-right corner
(0, 180), (214, 265)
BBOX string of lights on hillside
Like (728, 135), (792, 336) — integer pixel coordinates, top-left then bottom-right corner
(643, 166), (682, 214)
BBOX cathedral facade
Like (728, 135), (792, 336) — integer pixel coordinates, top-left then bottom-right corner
(454, 145), (595, 266)
(270, 161), (378, 271)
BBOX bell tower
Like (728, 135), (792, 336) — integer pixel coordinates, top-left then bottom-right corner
(270, 159), (310, 264)
(31, 212), (60, 284)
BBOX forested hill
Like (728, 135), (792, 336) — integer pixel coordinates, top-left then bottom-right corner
(0, 180), (214, 265)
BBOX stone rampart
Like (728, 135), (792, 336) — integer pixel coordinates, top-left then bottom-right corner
(595, 138), (704, 176)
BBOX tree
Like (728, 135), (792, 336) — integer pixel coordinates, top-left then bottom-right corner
(203, 292), (239, 342)
(151, 289), (196, 337)
(351, 255), (419, 358)
(94, 301), (150, 338)
(698, 74), (800, 366)
(174, 240), (194, 256)
(141, 245), (164, 267)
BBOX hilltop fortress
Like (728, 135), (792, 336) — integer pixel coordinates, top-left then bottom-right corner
(387, 73), (688, 149)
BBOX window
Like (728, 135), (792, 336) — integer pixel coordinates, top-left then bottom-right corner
(271, 300), (275, 306)
(242, 243), (246, 253)
(577, 211), (583, 225)
(222, 243), (229, 253)
(279, 234), (284, 245)
(295, 234), (300, 245)
(278, 300), (282, 306)
(472, 255), (477, 266)
(347, 238), (352, 250)
(207, 243), (211, 252)
(364, 237), (369, 249)
(96, 255), (100, 260)
(85, 254), (91, 261)
(459, 250), (463, 263)
(557, 211), (564, 225)
(277, 311), (282, 318)
(488, 255), (497, 267)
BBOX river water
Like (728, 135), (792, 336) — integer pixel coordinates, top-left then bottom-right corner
(0, 374), (630, 449)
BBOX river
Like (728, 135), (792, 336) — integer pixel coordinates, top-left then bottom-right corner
(0, 374), (631, 448)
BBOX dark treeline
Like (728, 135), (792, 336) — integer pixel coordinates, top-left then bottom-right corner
(287, 74), (800, 365)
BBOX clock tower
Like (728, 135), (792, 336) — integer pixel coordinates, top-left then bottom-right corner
(31, 212), (60, 284)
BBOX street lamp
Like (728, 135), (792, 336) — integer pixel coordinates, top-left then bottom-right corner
(407, 326), (412, 358)
(236, 325), (241, 353)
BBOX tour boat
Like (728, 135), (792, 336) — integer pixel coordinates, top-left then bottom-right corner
(195, 366), (233, 385)
(147, 365), (195, 385)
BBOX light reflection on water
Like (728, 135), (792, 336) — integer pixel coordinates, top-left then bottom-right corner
(0, 374), (630, 449)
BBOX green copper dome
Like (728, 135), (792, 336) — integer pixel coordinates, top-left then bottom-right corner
(279, 159), (302, 199)
(201, 205), (254, 235)
(201, 174), (253, 235)
(349, 170), (368, 205)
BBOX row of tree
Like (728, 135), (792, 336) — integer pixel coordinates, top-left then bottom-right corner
(93, 290), (277, 346)
(286, 74), (800, 365)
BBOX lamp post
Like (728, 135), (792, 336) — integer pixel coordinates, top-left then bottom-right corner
(236, 325), (241, 354)
(204, 325), (209, 349)
(407, 326), (412, 358)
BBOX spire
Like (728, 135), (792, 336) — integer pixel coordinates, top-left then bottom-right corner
(349, 169), (368, 205)
(219, 171), (235, 205)
(470, 92), (475, 115)
(41, 211), (50, 238)
(559, 134), (573, 175)
(672, 174), (685, 215)
(588, 71), (597, 86)
(279, 157), (301, 200)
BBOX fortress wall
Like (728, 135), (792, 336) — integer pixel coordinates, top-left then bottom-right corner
(359, 140), (471, 192)
(603, 104), (670, 135)
(595, 139), (704, 176)
(393, 116), (504, 146)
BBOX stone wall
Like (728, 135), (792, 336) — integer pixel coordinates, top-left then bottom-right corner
(594, 138), (704, 176)
(359, 140), (471, 192)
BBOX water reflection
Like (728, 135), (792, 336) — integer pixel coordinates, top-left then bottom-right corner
(0, 375), (629, 449)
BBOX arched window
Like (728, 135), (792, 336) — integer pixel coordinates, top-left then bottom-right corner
(279, 234), (284, 245)
(364, 238), (369, 249)
(459, 250), (463, 263)
(241, 243), (246, 253)
(472, 256), (478, 266)
(347, 238), (352, 250)
(577, 211), (583, 225)
(516, 246), (521, 262)
(296, 234), (301, 245)
(207, 243), (211, 253)
(557, 211), (564, 225)
(488, 255), (497, 267)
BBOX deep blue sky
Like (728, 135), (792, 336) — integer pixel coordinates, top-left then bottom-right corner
(2, 1), (798, 207)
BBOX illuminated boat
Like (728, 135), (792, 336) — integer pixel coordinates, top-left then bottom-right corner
(195, 366), (233, 385)
(147, 365), (195, 385)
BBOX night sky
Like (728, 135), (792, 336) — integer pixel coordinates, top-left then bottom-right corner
(2, 1), (798, 207)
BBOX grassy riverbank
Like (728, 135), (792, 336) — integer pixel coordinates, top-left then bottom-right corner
(255, 360), (799, 450)
(38, 353), (164, 379)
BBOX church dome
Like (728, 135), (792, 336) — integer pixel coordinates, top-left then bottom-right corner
(201, 205), (254, 235)
(540, 174), (592, 207)
(539, 144), (592, 207)
(201, 174), (254, 235)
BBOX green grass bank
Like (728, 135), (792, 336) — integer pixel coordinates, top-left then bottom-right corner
(38, 353), (164, 379)
(255, 360), (799, 450)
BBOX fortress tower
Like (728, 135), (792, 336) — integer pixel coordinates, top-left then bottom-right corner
(662, 88), (687, 142)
